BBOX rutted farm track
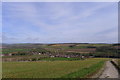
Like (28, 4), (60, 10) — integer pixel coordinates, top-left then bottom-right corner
(99, 61), (119, 78)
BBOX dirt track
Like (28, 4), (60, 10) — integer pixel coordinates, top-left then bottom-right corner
(99, 61), (119, 78)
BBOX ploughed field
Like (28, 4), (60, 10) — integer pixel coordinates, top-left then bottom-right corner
(2, 58), (108, 78)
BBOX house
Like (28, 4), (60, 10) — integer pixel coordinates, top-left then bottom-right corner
(0, 53), (11, 56)
(50, 56), (55, 58)
(0, 54), (4, 56)
(81, 56), (85, 59)
(67, 56), (70, 58)
(39, 53), (41, 55)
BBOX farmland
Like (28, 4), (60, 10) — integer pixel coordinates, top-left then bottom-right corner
(1, 43), (119, 59)
(2, 58), (108, 78)
(1, 43), (119, 78)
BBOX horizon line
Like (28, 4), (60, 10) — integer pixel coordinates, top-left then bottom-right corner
(1, 42), (119, 44)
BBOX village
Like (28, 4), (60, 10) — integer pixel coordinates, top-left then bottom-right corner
(1, 43), (119, 62)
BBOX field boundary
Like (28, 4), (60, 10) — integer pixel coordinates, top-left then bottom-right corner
(110, 60), (120, 77)
(61, 61), (105, 78)
(89, 61), (106, 78)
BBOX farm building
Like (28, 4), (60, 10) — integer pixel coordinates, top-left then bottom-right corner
(0, 53), (11, 56)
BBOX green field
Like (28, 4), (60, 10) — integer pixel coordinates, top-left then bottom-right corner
(1, 48), (32, 54)
(2, 56), (81, 62)
(40, 57), (81, 61)
(2, 58), (108, 78)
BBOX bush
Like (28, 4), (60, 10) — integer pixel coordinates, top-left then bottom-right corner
(31, 58), (37, 61)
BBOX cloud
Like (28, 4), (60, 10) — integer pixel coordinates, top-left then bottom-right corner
(2, 2), (118, 43)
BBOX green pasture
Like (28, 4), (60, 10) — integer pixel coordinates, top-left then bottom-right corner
(40, 57), (81, 61)
(2, 48), (32, 54)
(2, 58), (108, 78)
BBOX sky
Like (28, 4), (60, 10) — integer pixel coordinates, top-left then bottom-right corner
(2, 2), (118, 43)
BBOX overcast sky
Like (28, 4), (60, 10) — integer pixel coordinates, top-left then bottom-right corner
(2, 2), (118, 43)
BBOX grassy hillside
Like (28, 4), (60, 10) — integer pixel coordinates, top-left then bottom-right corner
(2, 58), (108, 78)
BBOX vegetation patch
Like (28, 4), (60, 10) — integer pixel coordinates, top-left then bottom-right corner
(40, 57), (81, 61)
(118, 59), (120, 68)
(61, 61), (105, 78)
(2, 58), (107, 78)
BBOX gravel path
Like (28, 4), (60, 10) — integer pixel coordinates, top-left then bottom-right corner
(99, 61), (119, 78)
